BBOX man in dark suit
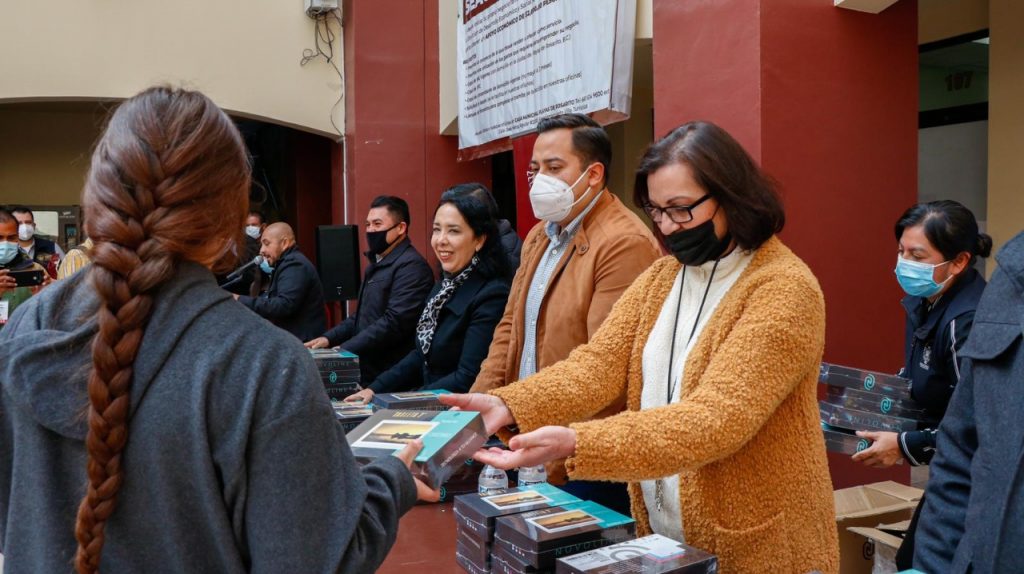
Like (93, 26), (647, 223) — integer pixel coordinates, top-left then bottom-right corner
(236, 222), (326, 342)
(914, 230), (1024, 574)
(305, 196), (434, 383)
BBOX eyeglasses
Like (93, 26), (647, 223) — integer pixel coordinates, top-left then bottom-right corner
(641, 194), (712, 224)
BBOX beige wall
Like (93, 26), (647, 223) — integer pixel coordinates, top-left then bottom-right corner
(0, 0), (343, 139)
(605, 42), (654, 224)
(919, 0), (988, 44)
(0, 104), (105, 206)
(987, 0), (1024, 257)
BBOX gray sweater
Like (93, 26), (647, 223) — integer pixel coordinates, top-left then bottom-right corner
(0, 262), (416, 573)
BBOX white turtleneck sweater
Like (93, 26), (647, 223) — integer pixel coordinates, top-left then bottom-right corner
(639, 246), (755, 542)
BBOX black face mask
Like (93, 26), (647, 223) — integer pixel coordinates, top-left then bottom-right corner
(366, 223), (400, 255)
(664, 219), (731, 266)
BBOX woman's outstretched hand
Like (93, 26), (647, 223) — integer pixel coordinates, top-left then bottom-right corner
(472, 426), (577, 470)
(438, 392), (515, 436)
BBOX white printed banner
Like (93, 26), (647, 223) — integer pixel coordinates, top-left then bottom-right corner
(456, 0), (636, 152)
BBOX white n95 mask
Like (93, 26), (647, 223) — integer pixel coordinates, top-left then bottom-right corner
(528, 167), (594, 222)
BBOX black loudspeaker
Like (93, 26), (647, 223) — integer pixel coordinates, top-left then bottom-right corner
(316, 225), (361, 302)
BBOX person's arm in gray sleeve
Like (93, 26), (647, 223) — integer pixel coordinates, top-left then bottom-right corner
(243, 368), (416, 573)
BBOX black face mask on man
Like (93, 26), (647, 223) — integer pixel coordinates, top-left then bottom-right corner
(664, 219), (732, 266)
(366, 223), (400, 255)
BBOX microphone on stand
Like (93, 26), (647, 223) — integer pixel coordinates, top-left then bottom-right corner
(226, 255), (264, 281)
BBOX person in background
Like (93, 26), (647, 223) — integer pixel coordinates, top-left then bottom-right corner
(57, 237), (94, 280)
(0, 86), (436, 574)
(220, 210), (267, 295)
(345, 184), (512, 403)
(463, 184), (523, 270)
(0, 208), (49, 328)
(236, 222), (327, 342)
(852, 200), (990, 569)
(447, 121), (839, 573)
(305, 196), (434, 383)
(10, 206), (65, 278)
(468, 113), (661, 514)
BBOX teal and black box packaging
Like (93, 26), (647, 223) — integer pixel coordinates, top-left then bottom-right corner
(309, 348), (361, 400)
(371, 389), (452, 411)
(345, 409), (486, 489)
(454, 483), (584, 540)
(555, 534), (718, 574)
(493, 501), (636, 570)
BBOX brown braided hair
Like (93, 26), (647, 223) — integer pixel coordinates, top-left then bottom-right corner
(74, 87), (250, 573)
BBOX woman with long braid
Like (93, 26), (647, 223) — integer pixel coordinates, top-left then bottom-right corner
(0, 87), (436, 573)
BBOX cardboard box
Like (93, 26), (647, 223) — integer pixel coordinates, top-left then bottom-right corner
(819, 401), (922, 433)
(371, 389), (453, 411)
(346, 409), (487, 489)
(819, 363), (912, 401)
(454, 483), (584, 539)
(555, 534), (718, 574)
(834, 481), (922, 574)
(331, 402), (373, 433)
(823, 385), (928, 420)
(493, 501), (636, 570)
(847, 520), (911, 574)
(822, 423), (873, 455)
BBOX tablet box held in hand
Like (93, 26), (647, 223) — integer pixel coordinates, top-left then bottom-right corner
(331, 401), (374, 433)
(821, 423), (874, 456)
(371, 389), (452, 411)
(555, 534), (718, 573)
(818, 363), (912, 401)
(818, 401), (921, 433)
(346, 409), (486, 489)
(493, 501), (636, 570)
(455, 483), (584, 539)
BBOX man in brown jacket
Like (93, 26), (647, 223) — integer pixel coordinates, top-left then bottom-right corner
(470, 114), (660, 513)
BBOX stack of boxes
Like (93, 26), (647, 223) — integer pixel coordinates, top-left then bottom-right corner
(309, 348), (361, 401)
(454, 484), (638, 574)
(555, 534), (718, 573)
(818, 363), (927, 454)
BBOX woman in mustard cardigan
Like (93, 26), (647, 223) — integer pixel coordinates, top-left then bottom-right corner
(444, 121), (839, 574)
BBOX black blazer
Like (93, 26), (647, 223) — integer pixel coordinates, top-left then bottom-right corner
(323, 238), (434, 382)
(368, 271), (510, 394)
(915, 232), (1024, 574)
(238, 246), (326, 342)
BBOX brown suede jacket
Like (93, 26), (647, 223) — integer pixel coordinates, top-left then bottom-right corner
(492, 237), (840, 574)
(470, 190), (660, 483)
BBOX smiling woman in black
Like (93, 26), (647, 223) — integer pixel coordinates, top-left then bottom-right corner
(346, 183), (512, 403)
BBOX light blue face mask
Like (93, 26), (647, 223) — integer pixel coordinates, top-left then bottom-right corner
(259, 259), (274, 274)
(895, 257), (951, 298)
(0, 241), (19, 265)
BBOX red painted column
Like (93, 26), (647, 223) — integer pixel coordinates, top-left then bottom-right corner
(341, 0), (491, 262)
(512, 133), (539, 238)
(653, 0), (918, 488)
